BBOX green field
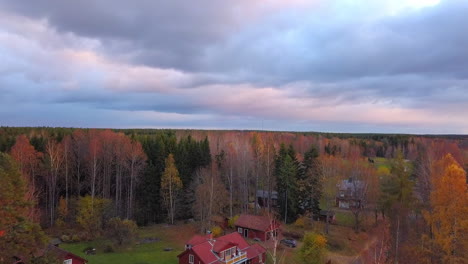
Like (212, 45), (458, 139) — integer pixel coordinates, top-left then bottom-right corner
(334, 211), (355, 228)
(372, 157), (391, 170)
(61, 225), (193, 264)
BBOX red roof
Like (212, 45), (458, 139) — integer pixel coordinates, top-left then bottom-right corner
(187, 235), (209, 246)
(45, 245), (88, 263)
(213, 240), (235, 253)
(245, 243), (266, 260)
(217, 232), (249, 250)
(235, 214), (279, 232)
(180, 232), (257, 264)
(192, 241), (218, 264)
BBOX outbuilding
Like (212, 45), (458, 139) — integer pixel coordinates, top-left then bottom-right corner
(234, 214), (281, 242)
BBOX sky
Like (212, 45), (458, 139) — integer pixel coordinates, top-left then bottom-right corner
(0, 0), (467, 134)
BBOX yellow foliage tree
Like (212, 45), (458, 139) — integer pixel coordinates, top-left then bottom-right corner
(299, 232), (327, 264)
(425, 154), (468, 263)
(161, 154), (182, 225)
(228, 215), (239, 228)
(211, 226), (223, 238)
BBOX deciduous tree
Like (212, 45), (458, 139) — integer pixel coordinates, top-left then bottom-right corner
(0, 153), (48, 263)
(161, 154), (183, 224)
(424, 154), (468, 263)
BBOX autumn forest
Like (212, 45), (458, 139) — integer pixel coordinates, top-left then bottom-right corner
(0, 127), (467, 264)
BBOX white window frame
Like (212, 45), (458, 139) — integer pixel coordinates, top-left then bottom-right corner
(189, 254), (194, 264)
(238, 227), (242, 233)
(259, 253), (262, 262)
(63, 260), (72, 264)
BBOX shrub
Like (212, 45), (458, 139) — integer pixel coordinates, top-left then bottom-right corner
(76, 196), (112, 239)
(60, 235), (71, 242)
(71, 234), (81, 242)
(299, 232), (327, 264)
(228, 215), (239, 228)
(106, 217), (138, 246)
(211, 226), (223, 237)
(294, 217), (306, 228)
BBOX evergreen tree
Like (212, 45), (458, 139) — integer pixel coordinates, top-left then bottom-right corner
(380, 151), (414, 263)
(275, 144), (299, 224)
(297, 146), (322, 216)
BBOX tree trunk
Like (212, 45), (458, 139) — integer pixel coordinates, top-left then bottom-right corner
(229, 167), (233, 218)
(395, 214), (400, 264)
(284, 189), (288, 224)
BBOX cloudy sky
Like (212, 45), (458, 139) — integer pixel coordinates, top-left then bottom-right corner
(0, 0), (467, 133)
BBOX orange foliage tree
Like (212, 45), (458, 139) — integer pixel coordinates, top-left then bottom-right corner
(424, 154), (468, 263)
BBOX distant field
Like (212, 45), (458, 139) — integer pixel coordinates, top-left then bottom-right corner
(372, 157), (391, 170)
(61, 224), (196, 264)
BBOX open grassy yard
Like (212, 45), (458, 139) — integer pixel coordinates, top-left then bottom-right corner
(373, 157), (391, 170)
(61, 224), (197, 264)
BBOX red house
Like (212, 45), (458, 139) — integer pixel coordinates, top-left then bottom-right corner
(235, 214), (280, 242)
(178, 232), (266, 264)
(10, 245), (87, 264)
(46, 245), (88, 264)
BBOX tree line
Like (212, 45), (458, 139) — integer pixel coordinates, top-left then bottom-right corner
(0, 127), (466, 263)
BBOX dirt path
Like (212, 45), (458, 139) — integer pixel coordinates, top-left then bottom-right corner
(327, 220), (389, 264)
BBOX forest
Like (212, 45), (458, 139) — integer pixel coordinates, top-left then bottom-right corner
(0, 126), (467, 264)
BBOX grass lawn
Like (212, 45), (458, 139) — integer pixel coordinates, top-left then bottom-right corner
(335, 211), (355, 228)
(61, 224), (196, 264)
(373, 157), (391, 170)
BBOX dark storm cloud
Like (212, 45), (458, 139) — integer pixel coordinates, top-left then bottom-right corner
(0, 0), (257, 70)
(0, 0), (467, 133)
(2, 0), (468, 83)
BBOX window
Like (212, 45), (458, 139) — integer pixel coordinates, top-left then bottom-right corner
(189, 254), (194, 264)
(243, 229), (248, 238)
(259, 253), (263, 263)
(63, 260), (72, 264)
(238, 227), (242, 233)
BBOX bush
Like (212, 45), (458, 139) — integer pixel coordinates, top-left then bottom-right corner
(60, 235), (71, 242)
(299, 232), (327, 264)
(294, 217), (306, 228)
(76, 196), (112, 239)
(106, 217), (138, 246)
(228, 215), (239, 228)
(71, 234), (81, 242)
(211, 226), (223, 237)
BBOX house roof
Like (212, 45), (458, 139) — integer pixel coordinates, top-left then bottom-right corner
(256, 190), (278, 199)
(245, 244), (266, 260)
(337, 178), (364, 191)
(45, 245), (88, 263)
(217, 232), (249, 250)
(235, 214), (278, 232)
(212, 240), (236, 253)
(187, 235), (210, 246)
(180, 232), (255, 264)
(192, 241), (218, 264)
